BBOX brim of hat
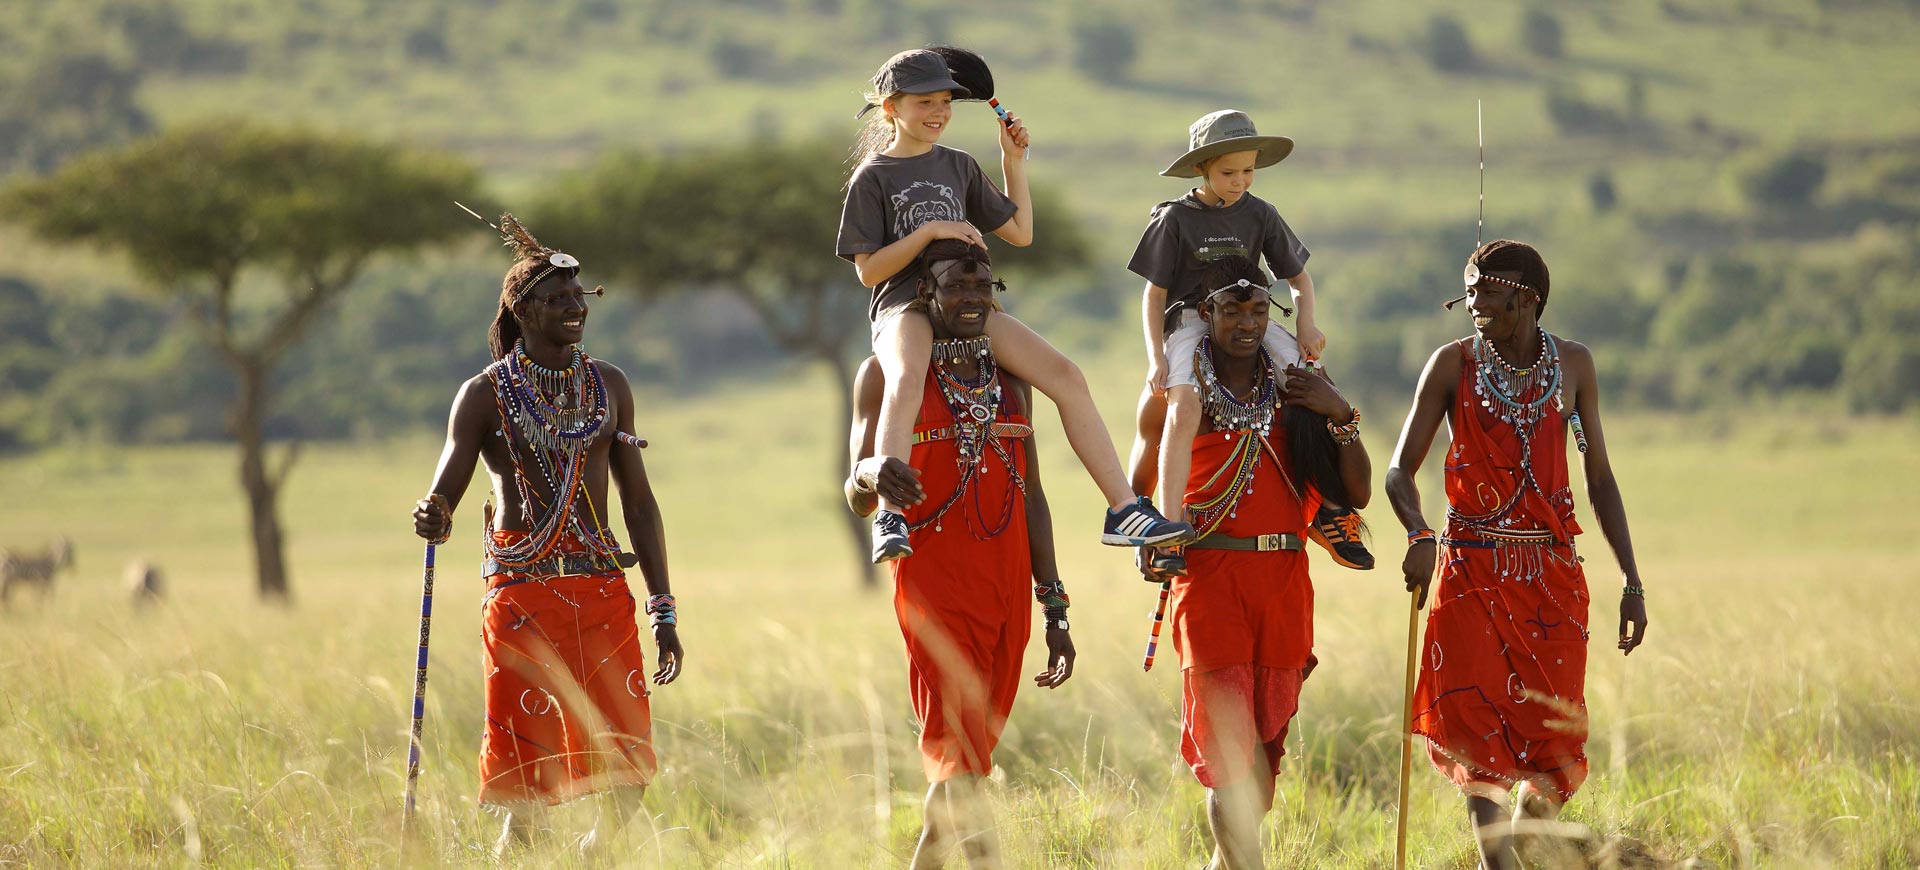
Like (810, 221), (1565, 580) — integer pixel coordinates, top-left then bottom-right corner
(1160, 135), (1295, 178)
(856, 79), (973, 117)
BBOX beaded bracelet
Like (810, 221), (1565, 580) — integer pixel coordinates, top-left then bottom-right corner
(1033, 580), (1070, 611)
(1407, 529), (1437, 545)
(1328, 408), (1362, 445)
(646, 593), (677, 627)
(1622, 585), (1646, 598)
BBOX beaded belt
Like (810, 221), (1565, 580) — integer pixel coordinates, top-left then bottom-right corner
(912, 422), (1033, 444)
(483, 552), (624, 580)
(1186, 532), (1306, 552)
(1441, 530), (1566, 549)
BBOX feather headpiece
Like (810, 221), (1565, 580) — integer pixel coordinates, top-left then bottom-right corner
(457, 202), (582, 304)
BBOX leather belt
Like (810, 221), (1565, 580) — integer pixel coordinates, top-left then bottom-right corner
(1441, 532), (1565, 549)
(913, 422), (1033, 444)
(1186, 532), (1306, 552)
(483, 552), (623, 580)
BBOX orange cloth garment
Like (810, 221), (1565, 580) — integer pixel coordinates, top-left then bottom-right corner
(892, 367), (1032, 783)
(1411, 338), (1591, 801)
(478, 529), (657, 808)
(1171, 423), (1319, 788)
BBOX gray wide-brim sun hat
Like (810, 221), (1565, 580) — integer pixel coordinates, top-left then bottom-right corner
(856, 50), (971, 118)
(1161, 109), (1295, 178)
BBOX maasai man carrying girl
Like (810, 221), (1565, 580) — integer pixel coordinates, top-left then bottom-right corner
(838, 48), (1192, 563)
(411, 215), (681, 856)
(845, 240), (1077, 868)
(1141, 256), (1371, 869)
(1125, 110), (1374, 571)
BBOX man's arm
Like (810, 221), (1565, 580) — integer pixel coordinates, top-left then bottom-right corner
(1384, 343), (1462, 607)
(1014, 378), (1074, 688)
(604, 363), (682, 684)
(846, 357), (920, 517)
(1280, 365), (1371, 508)
(412, 375), (490, 542)
(1563, 340), (1649, 654)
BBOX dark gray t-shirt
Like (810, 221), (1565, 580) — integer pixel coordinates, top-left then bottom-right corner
(1126, 191), (1310, 332)
(837, 145), (1019, 322)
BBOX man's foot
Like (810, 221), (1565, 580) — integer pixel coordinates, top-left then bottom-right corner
(871, 510), (913, 563)
(1102, 497), (1193, 546)
(1307, 504), (1374, 570)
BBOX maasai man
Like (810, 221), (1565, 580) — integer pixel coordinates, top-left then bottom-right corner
(1141, 255), (1371, 870)
(411, 214), (683, 855)
(845, 239), (1076, 869)
(1386, 240), (1649, 869)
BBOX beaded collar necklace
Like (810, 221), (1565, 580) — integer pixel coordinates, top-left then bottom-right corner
(481, 340), (618, 567)
(1450, 328), (1570, 535)
(1184, 337), (1298, 537)
(1195, 335), (1280, 436)
(913, 337), (1025, 537)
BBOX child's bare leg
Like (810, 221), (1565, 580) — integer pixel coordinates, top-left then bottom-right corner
(1128, 385), (1167, 498)
(984, 312), (1132, 508)
(1158, 385), (1203, 526)
(874, 311), (935, 512)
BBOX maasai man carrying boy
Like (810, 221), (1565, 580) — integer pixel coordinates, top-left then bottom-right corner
(1141, 256), (1372, 870)
(411, 214), (683, 855)
(1386, 240), (1649, 869)
(1127, 109), (1375, 572)
(845, 239), (1077, 869)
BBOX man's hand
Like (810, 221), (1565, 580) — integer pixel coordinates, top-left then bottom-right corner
(652, 624), (683, 685)
(1137, 545), (1188, 582)
(1033, 626), (1075, 688)
(412, 494), (451, 543)
(1281, 364), (1354, 422)
(855, 456), (925, 507)
(1402, 539), (1436, 608)
(997, 113), (1031, 158)
(1296, 323), (1328, 360)
(1146, 351), (1170, 396)
(1618, 592), (1648, 655)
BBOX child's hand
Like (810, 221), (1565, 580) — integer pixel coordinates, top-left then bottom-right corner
(1296, 324), (1327, 361)
(998, 114), (1030, 159)
(921, 220), (986, 249)
(1146, 352), (1169, 396)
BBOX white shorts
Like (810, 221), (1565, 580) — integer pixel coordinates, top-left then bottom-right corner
(1164, 310), (1302, 390)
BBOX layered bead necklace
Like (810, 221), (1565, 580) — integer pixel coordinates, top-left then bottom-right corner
(1185, 337), (1296, 537)
(913, 336), (1025, 537)
(1450, 328), (1566, 536)
(482, 339), (617, 567)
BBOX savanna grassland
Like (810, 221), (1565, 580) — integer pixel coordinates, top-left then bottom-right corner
(2, 367), (1916, 868)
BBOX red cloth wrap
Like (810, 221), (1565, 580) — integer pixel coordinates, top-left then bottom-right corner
(891, 368), (1033, 783)
(1171, 424), (1319, 787)
(1411, 338), (1591, 801)
(478, 529), (657, 807)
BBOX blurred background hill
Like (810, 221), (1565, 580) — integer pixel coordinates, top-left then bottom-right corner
(3, 0), (1919, 453)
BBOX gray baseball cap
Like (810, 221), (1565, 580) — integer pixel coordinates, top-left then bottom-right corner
(1161, 110), (1295, 178)
(856, 50), (971, 118)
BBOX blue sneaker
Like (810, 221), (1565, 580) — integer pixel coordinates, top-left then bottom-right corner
(871, 510), (913, 563)
(1102, 497), (1192, 546)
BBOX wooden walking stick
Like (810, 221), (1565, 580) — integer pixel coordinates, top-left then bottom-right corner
(1395, 587), (1422, 870)
(401, 540), (437, 839)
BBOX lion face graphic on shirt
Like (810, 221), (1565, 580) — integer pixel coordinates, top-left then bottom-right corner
(891, 181), (966, 239)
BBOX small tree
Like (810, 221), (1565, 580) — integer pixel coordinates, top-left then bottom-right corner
(536, 140), (1089, 586)
(1072, 19), (1139, 82)
(1522, 8), (1564, 59)
(1732, 147), (1827, 212)
(1424, 14), (1476, 72)
(4, 122), (477, 600)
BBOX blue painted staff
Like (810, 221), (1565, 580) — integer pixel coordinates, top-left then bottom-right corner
(402, 536), (438, 838)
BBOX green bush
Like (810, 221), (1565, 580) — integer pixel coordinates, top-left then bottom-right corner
(1072, 19), (1138, 82)
(1423, 14), (1475, 72)
(1732, 147), (1828, 211)
(1522, 8), (1564, 58)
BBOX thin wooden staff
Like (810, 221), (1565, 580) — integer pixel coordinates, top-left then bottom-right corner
(1395, 587), (1423, 870)
(401, 540), (437, 839)
(1141, 579), (1172, 672)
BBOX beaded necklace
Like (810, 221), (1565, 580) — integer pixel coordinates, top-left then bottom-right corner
(912, 338), (1025, 537)
(1185, 339), (1298, 537)
(1449, 329), (1566, 535)
(482, 340), (618, 567)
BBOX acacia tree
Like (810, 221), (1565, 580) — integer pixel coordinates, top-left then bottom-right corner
(5, 122), (477, 600)
(536, 140), (1090, 585)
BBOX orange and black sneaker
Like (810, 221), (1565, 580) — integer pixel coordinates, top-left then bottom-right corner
(1308, 504), (1375, 570)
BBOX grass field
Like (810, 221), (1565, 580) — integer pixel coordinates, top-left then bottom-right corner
(2, 367), (1917, 868)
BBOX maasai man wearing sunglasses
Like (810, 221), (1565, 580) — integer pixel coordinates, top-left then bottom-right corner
(1141, 255), (1371, 870)
(411, 214), (683, 857)
(1386, 240), (1649, 869)
(845, 239), (1076, 869)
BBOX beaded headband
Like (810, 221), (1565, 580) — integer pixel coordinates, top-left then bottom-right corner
(1445, 260), (1537, 310)
(1203, 277), (1274, 303)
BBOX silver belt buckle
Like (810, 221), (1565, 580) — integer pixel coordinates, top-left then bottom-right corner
(1257, 533), (1280, 551)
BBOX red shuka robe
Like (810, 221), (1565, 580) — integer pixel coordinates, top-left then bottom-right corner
(1170, 422), (1322, 787)
(891, 367), (1033, 783)
(1412, 337), (1592, 801)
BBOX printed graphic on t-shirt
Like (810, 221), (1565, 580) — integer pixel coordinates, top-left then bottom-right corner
(891, 181), (966, 238)
(1192, 235), (1250, 262)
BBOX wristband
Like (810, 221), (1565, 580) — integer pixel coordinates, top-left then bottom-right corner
(1407, 529), (1437, 545)
(1622, 585), (1645, 598)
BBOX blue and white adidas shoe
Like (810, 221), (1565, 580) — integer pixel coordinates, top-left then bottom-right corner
(1102, 497), (1192, 547)
(871, 510), (914, 563)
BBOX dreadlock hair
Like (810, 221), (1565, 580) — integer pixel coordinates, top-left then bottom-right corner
(1470, 239), (1551, 318)
(847, 89), (905, 179)
(1197, 254), (1272, 306)
(487, 260), (580, 361)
